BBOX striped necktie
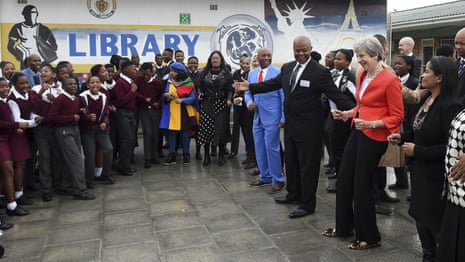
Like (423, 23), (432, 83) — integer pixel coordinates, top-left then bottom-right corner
(290, 64), (301, 92)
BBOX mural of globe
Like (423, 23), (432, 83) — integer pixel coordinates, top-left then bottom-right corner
(211, 14), (274, 70)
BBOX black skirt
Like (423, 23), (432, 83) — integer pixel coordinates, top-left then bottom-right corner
(436, 201), (465, 262)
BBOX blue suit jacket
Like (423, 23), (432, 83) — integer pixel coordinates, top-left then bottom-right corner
(245, 65), (284, 126)
(22, 68), (42, 86)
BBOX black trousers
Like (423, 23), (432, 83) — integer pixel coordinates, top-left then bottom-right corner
(115, 109), (135, 172)
(139, 108), (161, 161)
(330, 119), (352, 174)
(230, 105), (254, 155)
(336, 130), (387, 243)
(284, 124), (322, 212)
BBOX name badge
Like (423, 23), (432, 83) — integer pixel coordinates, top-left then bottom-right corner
(300, 80), (310, 88)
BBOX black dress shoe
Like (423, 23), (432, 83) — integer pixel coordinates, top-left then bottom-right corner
(0, 221), (13, 230)
(243, 160), (257, 169)
(375, 204), (393, 215)
(42, 192), (53, 202)
(6, 206), (29, 216)
(250, 180), (271, 186)
(388, 184), (409, 190)
(379, 192), (400, 203)
(228, 153), (237, 159)
(151, 158), (160, 165)
(326, 184), (337, 193)
(144, 160), (151, 168)
(86, 181), (94, 189)
(95, 174), (115, 184)
(275, 196), (296, 204)
(16, 196), (33, 205)
(73, 191), (96, 200)
(129, 168), (137, 173)
(327, 173), (337, 179)
(202, 156), (211, 166)
(325, 167), (336, 174)
(289, 208), (313, 218)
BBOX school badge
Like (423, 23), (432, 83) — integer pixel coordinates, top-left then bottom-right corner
(87, 0), (116, 19)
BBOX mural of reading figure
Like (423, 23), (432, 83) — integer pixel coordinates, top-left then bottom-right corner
(7, 5), (57, 66)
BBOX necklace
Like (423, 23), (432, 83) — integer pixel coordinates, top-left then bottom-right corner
(366, 64), (382, 79)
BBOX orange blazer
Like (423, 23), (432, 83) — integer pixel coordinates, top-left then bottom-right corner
(350, 67), (404, 142)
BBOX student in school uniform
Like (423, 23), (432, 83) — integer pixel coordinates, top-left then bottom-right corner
(31, 64), (63, 201)
(0, 77), (29, 220)
(135, 62), (164, 168)
(112, 61), (139, 176)
(79, 75), (114, 188)
(48, 77), (95, 200)
(8, 72), (42, 207)
(104, 63), (120, 166)
(88, 64), (116, 184)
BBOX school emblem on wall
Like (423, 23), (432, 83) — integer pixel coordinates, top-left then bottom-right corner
(211, 14), (273, 70)
(87, 0), (116, 19)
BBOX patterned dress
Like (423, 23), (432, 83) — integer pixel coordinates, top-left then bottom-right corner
(197, 69), (233, 146)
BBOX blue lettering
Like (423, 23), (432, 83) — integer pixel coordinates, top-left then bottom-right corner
(69, 33), (86, 56)
(101, 34), (118, 56)
(141, 35), (161, 56)
(89, 34), (96, 56)
(182, 34), (199, 56)
(165, 34), (181, 51)
(121, 34), (138, 56)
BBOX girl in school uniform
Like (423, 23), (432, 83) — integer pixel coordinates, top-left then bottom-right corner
(0, 77), (28, 221)
(8, 73), (42, 207)
(88, 64), (116, 184)
(79, 76), (114, 187)
(0, 62), (15, 84)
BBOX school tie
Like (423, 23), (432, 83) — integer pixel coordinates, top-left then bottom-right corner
(258, 70), (263, 83)
(459, 59), (465, 75)
(331, 70), (340, 82)
(290, 64), (301, 92)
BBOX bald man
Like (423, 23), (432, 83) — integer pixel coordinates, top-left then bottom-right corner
(455, 27), (465, 105)
(245, 48), (285, 192)
(236, 36), (355, 218)
(398, 36), (422, 78)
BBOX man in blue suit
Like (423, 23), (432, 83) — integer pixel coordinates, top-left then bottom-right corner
(245, 48), (285, 193)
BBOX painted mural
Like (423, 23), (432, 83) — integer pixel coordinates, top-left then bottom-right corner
(0, 0), (386, 72)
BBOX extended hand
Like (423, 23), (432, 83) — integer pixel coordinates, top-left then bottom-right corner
(450, 155), (465, 183)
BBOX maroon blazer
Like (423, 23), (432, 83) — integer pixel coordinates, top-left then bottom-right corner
(79, 91), (110, 132)
(0, 101), (19, 134)
(47, 93), (81, 127)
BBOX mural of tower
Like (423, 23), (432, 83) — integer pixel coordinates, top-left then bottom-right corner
(339, 0), (361, 31)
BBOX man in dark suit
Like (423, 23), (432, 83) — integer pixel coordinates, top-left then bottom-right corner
(398, 36), (422, 78)
(235, 36), (355, 218)
(455, 27), (465, 105)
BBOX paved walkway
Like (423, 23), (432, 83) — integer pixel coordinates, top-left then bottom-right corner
(1, 144), (422, 261)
